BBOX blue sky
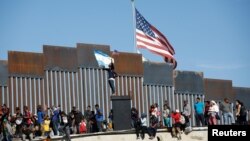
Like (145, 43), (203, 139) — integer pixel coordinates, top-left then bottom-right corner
(0, 0), (249, 87)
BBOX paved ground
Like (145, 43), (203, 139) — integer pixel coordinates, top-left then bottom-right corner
(12, 127), (208, 141)
(69, 131), (207, 141)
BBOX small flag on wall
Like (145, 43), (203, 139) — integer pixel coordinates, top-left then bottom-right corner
(94, 50), (113, 68)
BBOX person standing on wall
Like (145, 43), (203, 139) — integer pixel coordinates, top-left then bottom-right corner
(105, 62), (117, 96)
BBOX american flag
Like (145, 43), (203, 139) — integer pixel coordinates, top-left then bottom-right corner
(135, 8), (177, 69)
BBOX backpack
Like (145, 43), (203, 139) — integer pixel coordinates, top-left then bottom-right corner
(180, 115), (185, 124)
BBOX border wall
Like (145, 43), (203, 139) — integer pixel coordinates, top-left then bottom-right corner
(0, 43), (249, 126)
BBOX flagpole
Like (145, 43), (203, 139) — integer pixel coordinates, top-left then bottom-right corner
(131, 0), (137, 53)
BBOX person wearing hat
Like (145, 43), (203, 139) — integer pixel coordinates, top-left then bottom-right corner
(171, 109), (182, 140)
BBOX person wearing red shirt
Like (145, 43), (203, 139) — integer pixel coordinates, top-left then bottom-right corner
(171, 109), (182, 140)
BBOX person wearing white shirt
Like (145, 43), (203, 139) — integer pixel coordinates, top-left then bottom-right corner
(208, 100), (219, 125)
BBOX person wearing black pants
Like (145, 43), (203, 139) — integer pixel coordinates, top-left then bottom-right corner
(59, 112), (72, 141)
(135, 118), (141, 139)
(140, 113), (147, 140)
(147, 116), (158, 140)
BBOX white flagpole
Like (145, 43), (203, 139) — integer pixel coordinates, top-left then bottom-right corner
(131, 0), (137, 53)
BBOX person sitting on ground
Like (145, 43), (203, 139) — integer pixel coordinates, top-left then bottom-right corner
(79, 118), (87, 134)
(140, 113), (147, 140)
(135, 115), (142, 139)
(43, 115), (51, 138)
(147, 115), (158, 140)
(58, 112), (72, 141)
(162, 104), (171, 130)
(2, 119), (14, 141)
(22, 120), (34, 141)
(171, 109), (182, 140)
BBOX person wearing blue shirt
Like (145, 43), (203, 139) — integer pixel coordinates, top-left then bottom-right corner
(194, 97), (205, 127)
(95, 104), (103, 132)
(37, 105), (45, 125)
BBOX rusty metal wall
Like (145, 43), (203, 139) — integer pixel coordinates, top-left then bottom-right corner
(77, 43), (110, 68)
(204, 78), (234, 101)
(233, 87), (250, 109)
(174, 70), (204, 94)
(0, 60), (8, 86)
(143, 62), (173, 85)
(43, 45), (78, 72)
(113, 52), (143, 76)
(8, 51), (44, 77)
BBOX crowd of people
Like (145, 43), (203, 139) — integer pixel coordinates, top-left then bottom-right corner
(133, 98), (249, 140)
(0, 97), (249, 141)
(132, 101), (189, 140)
(0, 103), (112, 141)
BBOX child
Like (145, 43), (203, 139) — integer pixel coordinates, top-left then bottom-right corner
(79, 119), (87, 133)
(43, 115), (51, 137)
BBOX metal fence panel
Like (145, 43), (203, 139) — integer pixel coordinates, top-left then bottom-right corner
(174, 70), (204, 94)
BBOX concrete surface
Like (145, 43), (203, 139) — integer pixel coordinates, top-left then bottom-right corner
(69, 131), (207, 141)
(12, 127), (208, 141)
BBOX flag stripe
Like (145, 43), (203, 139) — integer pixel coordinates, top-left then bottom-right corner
(150, 25), (175, 55)
(135, 8), (177, 69)
(136, 30), (175, 62)
(136, 30), (168, 51)
(137, 40), (175, 60)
